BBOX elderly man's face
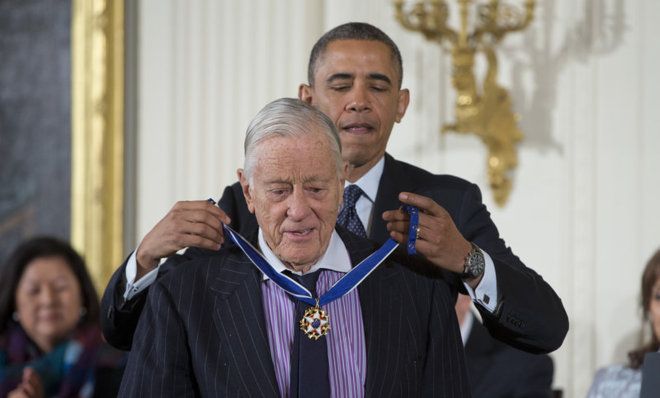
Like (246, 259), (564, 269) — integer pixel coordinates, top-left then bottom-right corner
(239, 133), (344, 273)
(299, 40), (409, 176)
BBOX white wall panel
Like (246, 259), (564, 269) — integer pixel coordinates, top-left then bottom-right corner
(136, 0), (324, 240)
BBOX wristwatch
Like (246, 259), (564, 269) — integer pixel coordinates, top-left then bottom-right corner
(460, 242), (485, 279)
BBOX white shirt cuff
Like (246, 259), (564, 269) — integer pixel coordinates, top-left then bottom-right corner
(123, 250), (162, 300)
(462, 248), (498, 313)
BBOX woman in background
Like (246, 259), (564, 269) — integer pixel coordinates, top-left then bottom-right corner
(0, 237), (124, 398)
(587, 249), (660, 397)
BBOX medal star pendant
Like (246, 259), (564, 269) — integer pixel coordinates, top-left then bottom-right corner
(299, 301), (330, 340)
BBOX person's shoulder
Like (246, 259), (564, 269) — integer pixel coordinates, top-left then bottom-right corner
(588, 364), (641, 398)
(594, 364), (641, 381)
(227, 181), (245, 201)
(218, 181), (247, 208)
(229, 180), (242, 192)
(221, 180), (243, 193)
(386, 154), (477, 191)
(156, 245), (247, 291)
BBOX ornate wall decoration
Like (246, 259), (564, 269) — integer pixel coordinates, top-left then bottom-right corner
(395, 0), (535, 206)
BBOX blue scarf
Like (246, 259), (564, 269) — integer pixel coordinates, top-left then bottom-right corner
(0, 323), (123, 397)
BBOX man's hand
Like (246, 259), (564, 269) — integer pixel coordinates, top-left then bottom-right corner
(135, 200), (231, 279)
(8, 368), (44, 398)
(383, 192), (472, 275)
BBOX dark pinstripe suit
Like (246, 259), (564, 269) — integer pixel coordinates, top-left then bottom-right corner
(118, 228), (471, 397)
(464, 319), (553, 397)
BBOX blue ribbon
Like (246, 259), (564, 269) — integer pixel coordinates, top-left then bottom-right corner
(402, 204), (419, 255)
(221, 204), (419, 307)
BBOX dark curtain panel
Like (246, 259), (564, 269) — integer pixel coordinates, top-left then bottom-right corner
(0, 0), (72, 266)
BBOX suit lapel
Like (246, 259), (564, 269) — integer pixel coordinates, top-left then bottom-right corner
(340, 228), (407, 396)
(370, 154), (415, 244)
(209, 233), (279, 397)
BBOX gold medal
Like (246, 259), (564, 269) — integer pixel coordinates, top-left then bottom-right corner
(299, 302), (330, 340)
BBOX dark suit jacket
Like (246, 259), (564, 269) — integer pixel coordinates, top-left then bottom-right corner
(464, 318), (553, 398)
(102, 153), (568, 353)
(118, 228), (471, 397)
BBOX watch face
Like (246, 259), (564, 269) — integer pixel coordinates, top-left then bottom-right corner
(463, 244), (485, 278)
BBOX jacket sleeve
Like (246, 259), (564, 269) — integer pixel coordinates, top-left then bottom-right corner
(458, 183), (569, 354)
(100, 253), (190, 350)
(100, 184), (246, 351)
(118, 278), (197, 397)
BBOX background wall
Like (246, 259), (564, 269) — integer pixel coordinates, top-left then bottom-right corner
(133, 0), (660, 396)
(0, 0), (72, 265)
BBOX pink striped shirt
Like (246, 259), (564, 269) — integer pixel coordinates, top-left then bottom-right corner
(259, 231), (366, 398)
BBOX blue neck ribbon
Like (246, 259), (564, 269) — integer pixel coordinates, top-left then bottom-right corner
(223, 204), (419, 307)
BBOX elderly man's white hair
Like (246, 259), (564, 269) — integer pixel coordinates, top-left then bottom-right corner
(243, 98), (343, 182)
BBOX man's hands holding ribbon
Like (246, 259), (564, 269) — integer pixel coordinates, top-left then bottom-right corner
(135, 200), (231, 279)
(383, 192), (479, 286)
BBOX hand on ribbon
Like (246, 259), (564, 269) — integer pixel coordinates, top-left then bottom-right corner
(383, 192), (471, 274)
(135, 199), (231, 278)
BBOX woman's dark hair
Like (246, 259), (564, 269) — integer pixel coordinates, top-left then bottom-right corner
(628, 248), (660, 369)
(0, 236), (100, 335)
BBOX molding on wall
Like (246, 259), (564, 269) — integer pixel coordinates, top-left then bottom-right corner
(71, 0), (124, 291)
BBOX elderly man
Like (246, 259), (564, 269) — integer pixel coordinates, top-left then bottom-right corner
(117, 98), (469, 397)
(103, 23), (567, 356)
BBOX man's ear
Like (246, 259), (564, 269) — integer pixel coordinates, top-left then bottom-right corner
(237, 169), (255, 213)
(395, 88), (410, 123)
(298, 83), (313, 104)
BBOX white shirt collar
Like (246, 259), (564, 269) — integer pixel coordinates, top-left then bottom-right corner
(257, 228), (352, 280)
(345, 155), (385, 203)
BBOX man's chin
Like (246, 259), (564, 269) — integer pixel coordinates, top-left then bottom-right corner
(279, 249), (321, 271)
(341, 146), (379, 167)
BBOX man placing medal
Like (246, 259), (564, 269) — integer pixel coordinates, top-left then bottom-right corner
(119, 98), (470, 397)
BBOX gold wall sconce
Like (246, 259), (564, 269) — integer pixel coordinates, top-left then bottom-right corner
(394, 0), (535, 206)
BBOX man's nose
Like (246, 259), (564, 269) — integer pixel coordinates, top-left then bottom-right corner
(286, 189), (312, 220)
(346, 86), (370, 112)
